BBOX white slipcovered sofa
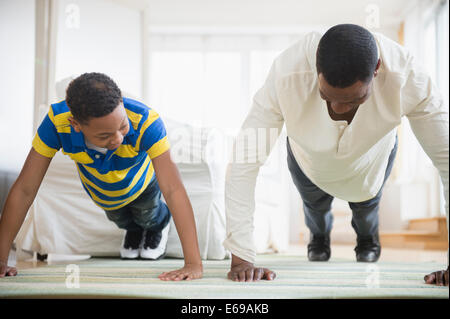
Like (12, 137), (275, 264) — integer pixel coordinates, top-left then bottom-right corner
(15, 117), (231, 260)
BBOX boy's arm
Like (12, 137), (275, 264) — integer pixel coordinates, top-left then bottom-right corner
(0, 148), (53, 277)
(151, 150), (203, 281)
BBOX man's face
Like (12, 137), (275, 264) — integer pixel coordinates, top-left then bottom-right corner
(69, 103), (130, 150)
(317, 57), (381, 118)
(318, 73), (373, 116)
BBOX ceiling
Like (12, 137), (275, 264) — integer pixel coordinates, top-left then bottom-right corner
(107, 0), (422, 29)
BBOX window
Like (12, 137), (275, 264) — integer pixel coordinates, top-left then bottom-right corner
(147, 33), (301, 135)
(424, 0), (449, 103)
(421, 0), (449, 215)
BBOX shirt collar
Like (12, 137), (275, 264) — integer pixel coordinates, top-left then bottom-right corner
(126, 117), (136, 137)
(70, 126), (87, 149)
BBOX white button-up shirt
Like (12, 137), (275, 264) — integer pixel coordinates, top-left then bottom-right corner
(224, 31), (449, 263)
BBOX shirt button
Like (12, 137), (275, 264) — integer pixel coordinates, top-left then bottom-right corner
(95, 154), (100, 159)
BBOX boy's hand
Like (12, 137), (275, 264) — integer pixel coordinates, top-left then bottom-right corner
(0, 148), (52, 279)
(424, 266), (449, 286)
(0, 261), (17, 278)
(158, 263), (203, 281)
(228, 254), (276, 282)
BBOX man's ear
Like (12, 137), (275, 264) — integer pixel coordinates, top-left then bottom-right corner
(374, 59), (381, 77)
(68, 117), (82, 133)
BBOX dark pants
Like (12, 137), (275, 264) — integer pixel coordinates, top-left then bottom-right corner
(287, 135), (398, 238)
(105, 176), (171, 233)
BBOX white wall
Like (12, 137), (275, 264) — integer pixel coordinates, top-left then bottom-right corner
(145, 0), (403, 33)
(0, 0), (35, 172)
(144, 0), (400, 43)
(53, 0), (142, 109)
(0, 0), (143, 172)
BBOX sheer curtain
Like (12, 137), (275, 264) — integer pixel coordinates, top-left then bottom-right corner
(400, 0), (449, 218)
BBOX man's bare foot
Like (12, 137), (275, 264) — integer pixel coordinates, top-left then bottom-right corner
(424, 266), (449, 286)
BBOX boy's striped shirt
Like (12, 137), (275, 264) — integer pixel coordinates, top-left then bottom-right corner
(32, 97), (170, 211)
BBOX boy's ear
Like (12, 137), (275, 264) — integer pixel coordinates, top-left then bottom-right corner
(68, 117), (82, 133)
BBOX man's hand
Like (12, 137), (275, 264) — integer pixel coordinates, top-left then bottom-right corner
(158, 263), (203, 281)
(424, 266), (449, 286)
(0, 261), (17, 278)
(152, 150), (203, 281)
(228, 254), (276, 282)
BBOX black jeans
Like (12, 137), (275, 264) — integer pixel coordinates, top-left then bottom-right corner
(286, 135), (398, 238)
(105, 176), (171, 233)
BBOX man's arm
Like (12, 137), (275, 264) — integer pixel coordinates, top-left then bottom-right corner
(224, 60), (285, 281)
(403, 59), (449, 286)
(0, 148), (52, 277)
(151, 150), (203, 281)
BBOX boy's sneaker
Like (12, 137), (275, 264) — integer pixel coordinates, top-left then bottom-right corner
(140, 222), (170, 260)
(120, 229), (144, 259)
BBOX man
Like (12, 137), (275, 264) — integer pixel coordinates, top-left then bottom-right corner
(224, 24), (449, 285)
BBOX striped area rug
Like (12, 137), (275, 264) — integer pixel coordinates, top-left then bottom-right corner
(0, 254), (448, 299)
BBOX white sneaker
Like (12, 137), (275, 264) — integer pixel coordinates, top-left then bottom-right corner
(140, 222), (170, 260)
(120, 230), (144, 259)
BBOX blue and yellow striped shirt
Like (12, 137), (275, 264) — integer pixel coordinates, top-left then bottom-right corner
(32, 97), (170, 211)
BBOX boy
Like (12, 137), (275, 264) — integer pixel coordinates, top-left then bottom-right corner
(0, 72), (203, 281)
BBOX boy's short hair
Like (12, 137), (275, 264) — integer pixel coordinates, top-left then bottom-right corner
(66, 72), (123, 124)
(316, 24), (379, 88)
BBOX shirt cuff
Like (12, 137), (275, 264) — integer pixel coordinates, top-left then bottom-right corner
(147, 136), (170, 159)
(32, 134), (58, 158)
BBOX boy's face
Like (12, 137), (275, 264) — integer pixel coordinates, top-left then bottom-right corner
(68, 103), (130, 150)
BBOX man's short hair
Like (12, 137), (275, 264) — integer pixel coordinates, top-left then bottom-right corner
(66, 72), (122, 124)
(316, 24), (379, 88)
